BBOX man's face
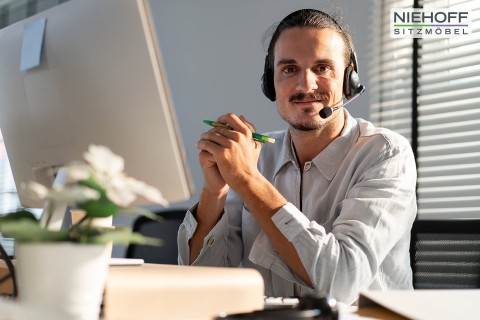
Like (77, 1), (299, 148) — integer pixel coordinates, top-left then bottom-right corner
(273, 27), (347, 131)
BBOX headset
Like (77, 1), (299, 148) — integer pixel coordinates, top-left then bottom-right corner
(261, 9), (364, 104)
(215, 294), (339, 319)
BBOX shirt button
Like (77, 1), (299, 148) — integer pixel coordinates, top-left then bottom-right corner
(304, 162), (312, 171)
(207, 237), (215, 246)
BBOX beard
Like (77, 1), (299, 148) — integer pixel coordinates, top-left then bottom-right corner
(281, 91), (331, 131)
(281, 110), (323, 131)
(290, 121), (321, 131)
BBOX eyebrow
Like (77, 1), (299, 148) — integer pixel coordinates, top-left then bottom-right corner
(275, 58), (337, 68)
(276, 59), (297, 67)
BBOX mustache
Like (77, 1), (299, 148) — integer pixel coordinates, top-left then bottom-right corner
(289, 92), (329, 102)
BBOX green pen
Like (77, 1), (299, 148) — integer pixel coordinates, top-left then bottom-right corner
(203, 120), (275, 144)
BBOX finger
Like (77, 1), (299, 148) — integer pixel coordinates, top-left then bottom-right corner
(197, 134), (238, 158)
(239, 115), (256, 132)
(196, 138), (219, 153)
(199, 128), (233, 146)
(217, 113), (250, 136)
(198, 149), (216, 166)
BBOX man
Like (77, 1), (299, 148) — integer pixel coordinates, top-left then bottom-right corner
(178, 9), (417, 305)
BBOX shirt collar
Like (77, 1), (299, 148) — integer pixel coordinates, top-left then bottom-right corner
(312, 111), (359, 180)
(272, 110), (360, 181)
(273, 129), (297, 177)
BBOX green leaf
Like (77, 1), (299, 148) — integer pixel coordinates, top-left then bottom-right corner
(79, 197), (118, 218)
(0, 209), (39, 223)
(78, 177), (119, 218)
(86, 227), (163, 246)
(119, 207), (163, 222)
(78, 176), (103, 190)
(0, 220), (70, 243)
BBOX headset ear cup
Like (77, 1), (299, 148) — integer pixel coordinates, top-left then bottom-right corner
(261, 56), (276, 101)
(343, 65), (353, 100)
(343, 65), (361, 100)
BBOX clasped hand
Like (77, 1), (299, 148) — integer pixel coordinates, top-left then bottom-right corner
(196, 113), (262, 195)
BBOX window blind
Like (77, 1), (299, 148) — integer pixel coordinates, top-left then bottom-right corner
(369, 0), (414, 142)
(416, 0), (480, 218)
(372, 0), (480, 219)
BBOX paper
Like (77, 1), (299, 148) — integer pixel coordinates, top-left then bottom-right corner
(359, 290), (480, 320)
(20, 18), (46, 71)
(109, 258), (144, 266)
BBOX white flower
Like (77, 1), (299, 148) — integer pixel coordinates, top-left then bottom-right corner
(62, 163), (91, 184)
(20, 182), (49, 203)
(48, 185), (100, 204)
(84, 145), (124, 176)
(103, 174), (168, 208)
(106, 174), (136, 207)
(81, 144), (168, 208)
(23, 145), (168, 211)
(20, 181), (100, 206)
(126, 178), (168, 206)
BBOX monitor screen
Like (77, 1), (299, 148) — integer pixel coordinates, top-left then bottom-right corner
(0, 0), (194, 213)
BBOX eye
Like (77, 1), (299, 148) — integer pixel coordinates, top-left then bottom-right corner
(313, 64), (331, 74)
(281, 65), (299, 75)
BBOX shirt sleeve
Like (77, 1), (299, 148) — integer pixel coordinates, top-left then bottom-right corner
(177, 191), (245, 267)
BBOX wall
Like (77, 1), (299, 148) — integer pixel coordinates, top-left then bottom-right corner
(148, 0), (373, 209)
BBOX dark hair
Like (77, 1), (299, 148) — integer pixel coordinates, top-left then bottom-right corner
(265, 9), (354, 69)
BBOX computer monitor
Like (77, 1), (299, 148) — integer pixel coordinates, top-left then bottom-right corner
(0, 0), (194, 214)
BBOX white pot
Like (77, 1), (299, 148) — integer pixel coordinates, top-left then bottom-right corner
(15, 242), (110, 320)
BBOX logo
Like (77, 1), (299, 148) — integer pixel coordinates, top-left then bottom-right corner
(390, 9), (470, 38)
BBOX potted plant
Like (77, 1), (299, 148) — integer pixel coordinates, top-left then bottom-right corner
(0, 144), (168, 320)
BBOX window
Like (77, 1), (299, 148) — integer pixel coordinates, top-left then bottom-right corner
(370, 0), (415, 143)
(0, 131), (19, 213)
(370, 0), (480, 219)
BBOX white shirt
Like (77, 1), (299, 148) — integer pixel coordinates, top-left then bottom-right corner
(178, 111), (417, 305)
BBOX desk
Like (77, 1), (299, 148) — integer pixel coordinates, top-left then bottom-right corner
(3, 260), (476, 319)
(0, 260), (265, 320)
(104, 263), (265, 320)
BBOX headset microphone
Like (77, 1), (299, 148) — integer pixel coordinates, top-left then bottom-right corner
(319, 85), (365, 119)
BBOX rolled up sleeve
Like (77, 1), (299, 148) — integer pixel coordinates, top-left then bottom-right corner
(178, 204), (230, 266)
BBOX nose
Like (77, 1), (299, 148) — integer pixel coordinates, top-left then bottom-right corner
(296, 69), (318, 93)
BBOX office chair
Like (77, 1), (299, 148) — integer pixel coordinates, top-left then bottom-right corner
(410, 219), (480, 289)
(125, 209), (187, 264)
(0, 243), (16, 297)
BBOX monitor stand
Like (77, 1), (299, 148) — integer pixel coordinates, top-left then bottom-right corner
(38, 167), (70, 231)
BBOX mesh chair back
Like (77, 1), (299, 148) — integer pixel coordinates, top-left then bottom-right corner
(126, 209), (187, 264)
(410, 219), (480, 289)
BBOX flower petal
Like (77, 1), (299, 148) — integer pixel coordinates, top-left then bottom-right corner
(84, 145), (124, 175)
(60, 163), (91, 185)
(20, 181), (49, 202)
(48, 185), (100, 204)
(106, 188), (136, 207)
(143, 186), (168, 206)
(125, 178), (168, 206)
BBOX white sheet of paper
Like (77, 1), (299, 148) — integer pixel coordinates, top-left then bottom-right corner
(359, 290), (480, 320)
(109, 258), (144, 266)
(20, 18), (46, 71)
